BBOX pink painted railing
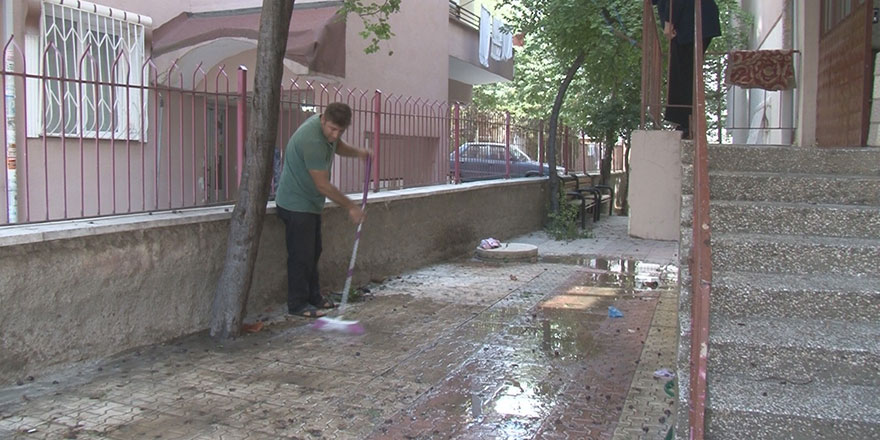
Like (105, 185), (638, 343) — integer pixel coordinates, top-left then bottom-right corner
(640, 2), (713, 438)
(640, 0), (663, 129)
(689, 2), (712, 438)
(1, 36), (244, 225)
(1, 35), (622, 226)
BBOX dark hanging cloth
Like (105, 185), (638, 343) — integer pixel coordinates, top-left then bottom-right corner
(653, 0), (722, 131)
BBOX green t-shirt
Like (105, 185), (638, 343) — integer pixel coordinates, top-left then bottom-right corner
(275, 114), (337, 213)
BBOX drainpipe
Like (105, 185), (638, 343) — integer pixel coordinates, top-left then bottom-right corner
(4, 19), (16, 223)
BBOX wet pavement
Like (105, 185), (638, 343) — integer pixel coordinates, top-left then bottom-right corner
(0, 217), (680, 439)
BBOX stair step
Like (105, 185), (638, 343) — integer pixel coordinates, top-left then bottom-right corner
(711, 232), (880, 276)
(709, 316), (880, 386)
(681, 167), (880, 205)
(679, 143), (880, 438)
(707, 375), (880, 440)
(682, 143), (880, 175)
(681, 196), (880, 238)
(712, 271), (880, 322)
(710, 200), (880, 238)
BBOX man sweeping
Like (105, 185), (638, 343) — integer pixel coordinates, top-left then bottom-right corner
(275, 103), (371, 318)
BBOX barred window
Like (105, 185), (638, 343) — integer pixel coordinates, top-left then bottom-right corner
(32, 1), (149, 139)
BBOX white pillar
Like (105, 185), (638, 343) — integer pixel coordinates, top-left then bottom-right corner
(3, 1), (16, 222)
(628, 130), (681, 241)
(795, 0), (819, 147)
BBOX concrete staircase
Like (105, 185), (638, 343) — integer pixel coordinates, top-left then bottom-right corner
(677, 143), (880, 439)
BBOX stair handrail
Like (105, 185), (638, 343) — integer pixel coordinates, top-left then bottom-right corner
(640, 0), (663, 129)
(689, 1), (713, 439)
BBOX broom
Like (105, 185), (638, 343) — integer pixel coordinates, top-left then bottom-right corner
(310, 155), (372, 335)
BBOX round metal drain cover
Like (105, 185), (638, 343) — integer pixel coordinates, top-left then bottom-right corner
(474, 243), (538, 263)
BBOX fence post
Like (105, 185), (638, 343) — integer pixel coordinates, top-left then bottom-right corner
(582, 132), (587, 173)
(538, 120), (544, 176)
(564, 126), (570, 172)
(372, 90), (382, 192)
(454, 102), (461, 184)
(236, 65), (247, 188)
(504, 111), (511, 179)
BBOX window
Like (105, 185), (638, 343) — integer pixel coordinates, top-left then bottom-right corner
(31, 1), (148, 139)
(461, 144), (488, 159)
(510, 147), (529, 162)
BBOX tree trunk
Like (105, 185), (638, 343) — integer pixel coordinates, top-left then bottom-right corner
(547, 51), (585, 214)
(210, 0), (295, 340)
(619, 132), (631, 215)
(600, 131), (614, 185)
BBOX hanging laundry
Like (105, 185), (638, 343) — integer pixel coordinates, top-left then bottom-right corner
(490, 17), (504, 61)
(479, 6), (492, 67)
(501, 29), (514, 60)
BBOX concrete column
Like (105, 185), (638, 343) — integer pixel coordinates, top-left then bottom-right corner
(795, 0), (819, 147)
(730, 86), (750, 144)
(628, 130), (681, 241)
(868, 53), (880, 146)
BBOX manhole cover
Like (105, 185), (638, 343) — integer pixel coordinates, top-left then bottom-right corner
(474, 243), (538, 263)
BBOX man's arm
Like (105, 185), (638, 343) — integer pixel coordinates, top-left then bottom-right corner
(308, 169), (364, 224)
(336, 139), (370, 159)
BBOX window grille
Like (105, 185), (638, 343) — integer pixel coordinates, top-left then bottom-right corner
(32, 1), (148, 140)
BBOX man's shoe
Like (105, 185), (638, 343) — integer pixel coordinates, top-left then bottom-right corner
(289, 304), (326, 318)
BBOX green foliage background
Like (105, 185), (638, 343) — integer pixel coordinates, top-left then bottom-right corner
(474, 0), (752, 144)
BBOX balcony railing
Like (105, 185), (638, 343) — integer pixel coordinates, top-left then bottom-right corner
(449, 1), (480, 30)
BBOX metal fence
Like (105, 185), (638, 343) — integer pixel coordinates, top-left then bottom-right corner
(1, 36), (624, 226)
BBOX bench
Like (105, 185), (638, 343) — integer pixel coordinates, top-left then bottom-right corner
(559, 173), (614, 228)
(570, 173), (613, 217)
(560, 174), (597, 228)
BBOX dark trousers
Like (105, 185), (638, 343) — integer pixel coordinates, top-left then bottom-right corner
(277, 207), (322, 313)
(666, 38), (712, 132)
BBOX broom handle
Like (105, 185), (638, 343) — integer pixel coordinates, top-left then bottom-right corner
(338, 154), (372, 315)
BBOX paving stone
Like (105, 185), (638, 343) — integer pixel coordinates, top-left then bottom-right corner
(0, 218), (680, 439)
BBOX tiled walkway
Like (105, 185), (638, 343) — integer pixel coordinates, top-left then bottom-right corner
(0, 217), (680, 439)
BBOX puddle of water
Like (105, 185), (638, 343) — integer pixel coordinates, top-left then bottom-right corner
(543, 256), (676, 276)
(541, 256), (629, 270)
(471, 392), (482, 418)
(538, 315), (603, 361)
(492, 380), (544, 418)
(542, 257), (678, 291)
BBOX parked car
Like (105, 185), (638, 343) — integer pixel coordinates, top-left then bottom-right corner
(449, 142), (559, 181)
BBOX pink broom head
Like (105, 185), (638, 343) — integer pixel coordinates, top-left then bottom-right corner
(310, 316), (365, 335)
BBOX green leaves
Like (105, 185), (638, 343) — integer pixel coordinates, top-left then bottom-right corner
(478, 0), (750, 141)
(477, 0), (642, 134)
(340, 0), (401, 55)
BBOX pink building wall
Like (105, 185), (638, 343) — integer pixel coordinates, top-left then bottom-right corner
(2, 1), (503, 223)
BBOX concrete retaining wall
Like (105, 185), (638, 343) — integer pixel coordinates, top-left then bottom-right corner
(0, 179), (548, 385)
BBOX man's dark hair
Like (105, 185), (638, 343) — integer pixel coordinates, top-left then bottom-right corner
(323, 102), (352, 128)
